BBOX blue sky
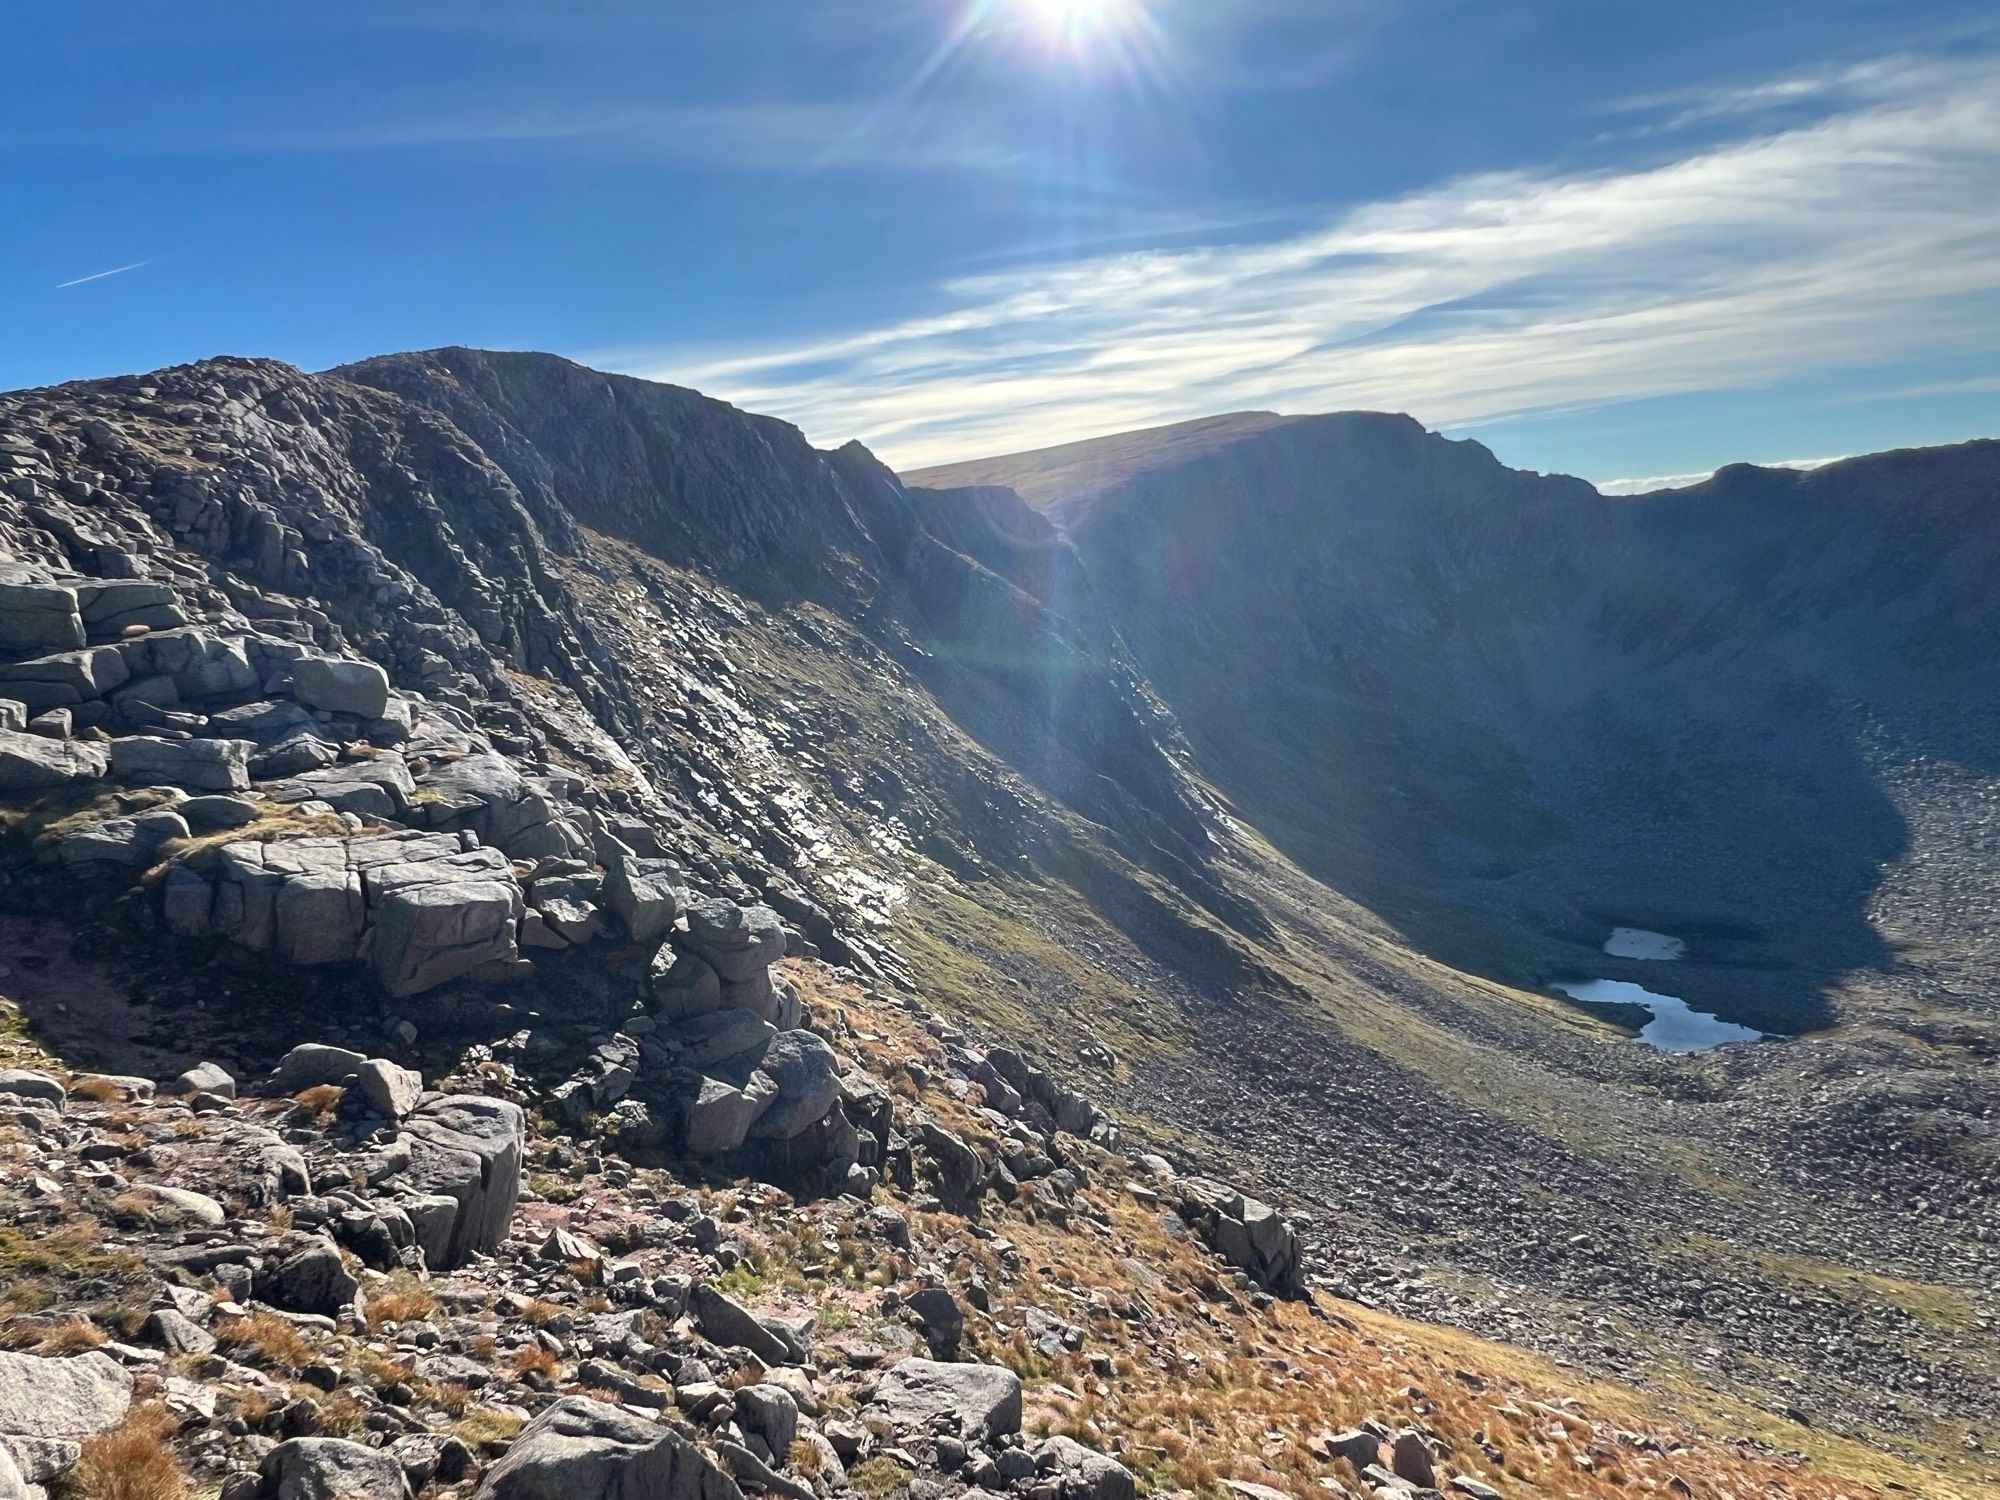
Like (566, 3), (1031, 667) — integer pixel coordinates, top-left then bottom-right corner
(3, 1), (1997, 488)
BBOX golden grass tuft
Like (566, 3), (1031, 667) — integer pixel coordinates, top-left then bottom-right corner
(291, 1084), (344, 1122)
(60, 1402), (186, 1500)
(507, 1343), (562, 1379)
(215, 1312), (316, 1369)
(37, 1317), (107, 1355)
(364, 1276), (438, 1329)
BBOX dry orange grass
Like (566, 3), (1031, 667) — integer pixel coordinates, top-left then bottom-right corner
(364, 1278), (438, 1328)
(63, 1402), (186, 1500)
(507, 1343), (562, 1379)
(215, 1312), (315, 1369)
(35, 1316), (106, 1354)
(769, 972), (1902, 1500)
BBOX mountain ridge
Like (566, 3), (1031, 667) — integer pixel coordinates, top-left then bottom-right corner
(0, 348), (1994, 1498)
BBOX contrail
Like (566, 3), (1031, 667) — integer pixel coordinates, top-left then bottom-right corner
(55, 260), (151, 289)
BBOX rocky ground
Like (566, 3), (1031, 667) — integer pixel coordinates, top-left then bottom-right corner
(0, 961), (1905, 1500)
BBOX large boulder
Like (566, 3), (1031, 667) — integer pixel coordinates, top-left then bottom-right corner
(1174, 1178), (1304, 1297)
(356, 837), (522, 997)
(688, 1285), (793, 1366)
(0, 1071), (67, 1112)
(58, 808), (189, 870)
(0, 644), (130, 711)
(255, 1239), (359, 1317)
(871, 1358), (1022, 1442)
(0, 1349), (134, 1483)
(261, 1436), (412, 1500)
(678, 900), (787, 983)
(473, 1395), (743, 1500)
(651, 949), (723, 1021)
(74, 578), (183, 639)
(0, 728), (106, 790)
(0, 579), (83, 655)
(664, 1010), (774, 1070)
(269, 1043), (368, 1093)
(287, 656), (391, 720)
(1037, 1437), (1138, 1500)
(603, 856), (681, 945)
(746, 1031), (841, 1141)
(683, 1075), (778, 1158)
(400, 1095), (525, 1268)
(110, 734), (251, 792)
(356, 1058), (423, 1121)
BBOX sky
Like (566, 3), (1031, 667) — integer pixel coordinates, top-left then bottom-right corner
(3, 2), (1997, 491)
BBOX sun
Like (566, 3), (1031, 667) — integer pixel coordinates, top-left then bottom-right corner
(1017, 0), (1142, 51)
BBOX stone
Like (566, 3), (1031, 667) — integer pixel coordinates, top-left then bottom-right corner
(0, 1350), (134, 1443)
(130, 1183), (228, 1227)
(169, 1060), (236, 1098)
(905, 1287), (965, 1360)
(363, 849), (522, 998)
(680, 901), (787, 982)
(871, 1358), (1022, 1442)
(603, 856), (681, 944)
(917, 1121), (986, 1205)
(256, 1240), (359, 1317)
(251, 727), (341, 778)
(75, 578), (183, 639)
(666, 1010), (775, 1070)
(684, 1074), (779, 1158)
(733, 1384), (798, 1458)
(715, 1441), (815, 1500)
(287, 656), (391, 720)
(110, 734), (251, 792)
(1320, 1430), (1380, 1473)
(57, 808), (188, 869)
(270, 1044), (367, 1093)
(1036, 1438), (1136, 1500)
(0, 701), (21, 733)
(0, 580), (82, 655)
(473, 1394), (744, 1500)
(746, 1031), (841, 1141)
(0, 644), (131, 708)
(356, 1058), (423, 1121)
(1391, 1431), (1436, 1490)
(0, 1071), (66, 1111)
(689, 1284), (792, 1366)
(181, 793), (260, 830)
(400, 1095), (525, 1268)
(144, 1306), (218, 1357)
(261, 1436), (413, 1500)
(651, 949), (724, 1021)
(0, 728), (106, 790)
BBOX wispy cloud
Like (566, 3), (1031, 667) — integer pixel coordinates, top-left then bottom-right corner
(54, 260), (150, 289)
(607, 50), (2000, 469)
(238, 101), (1031, 174)
(1596, 455), (1847, 496)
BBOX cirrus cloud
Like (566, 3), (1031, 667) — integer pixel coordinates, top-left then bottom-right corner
(603, 49), (2000, 471)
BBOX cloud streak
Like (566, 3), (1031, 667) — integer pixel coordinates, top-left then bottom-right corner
(54, 260), (150, 289)
(613, 50), (2000, 469)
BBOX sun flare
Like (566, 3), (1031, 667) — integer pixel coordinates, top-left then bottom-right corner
(1017, 0), (1141, 51)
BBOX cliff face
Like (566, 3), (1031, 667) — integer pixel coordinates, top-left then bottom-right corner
(919, 417), (2000, 1032)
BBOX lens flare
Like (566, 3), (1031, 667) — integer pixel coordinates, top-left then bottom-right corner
(1016, 0), (1145, 55)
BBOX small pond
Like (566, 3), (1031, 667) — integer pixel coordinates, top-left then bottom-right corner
(1555, 978), (1764, 1052)
(1603, 926), (1685, 960)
